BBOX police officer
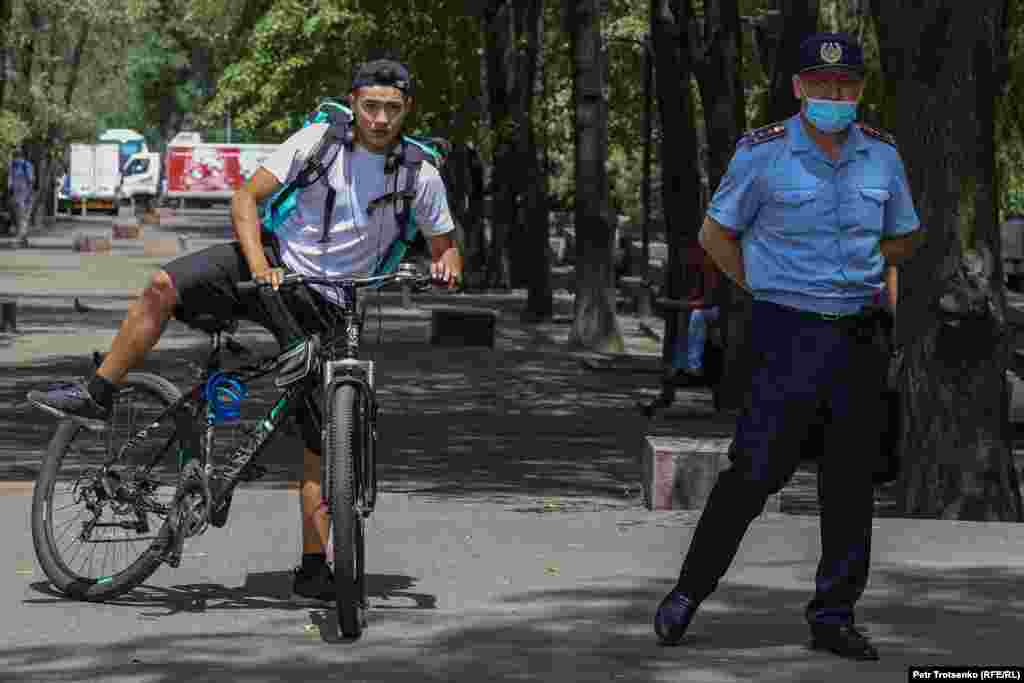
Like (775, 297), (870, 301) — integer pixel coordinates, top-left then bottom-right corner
(653, 32), (923, 661)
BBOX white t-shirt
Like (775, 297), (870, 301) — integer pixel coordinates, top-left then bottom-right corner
(260, 123), (455, 304)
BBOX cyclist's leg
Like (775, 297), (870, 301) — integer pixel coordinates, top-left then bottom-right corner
(301, 443), (329, 553)
(29, 244), (247, 425)
(95, 270), (178, 385)
(287, 289), (337, 597)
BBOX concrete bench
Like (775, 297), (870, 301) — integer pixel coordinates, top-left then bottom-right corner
(72, 234), (112, 253)
(112, 220), (143, 240)
(427, 306), (498, 348)
(641, 435), (781, 513)
(619, 276), (653, 317)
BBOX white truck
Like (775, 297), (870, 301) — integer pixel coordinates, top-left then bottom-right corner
(118, 151), (163, 209)
(116, 132), (279, 210)
(59, 129), (152, 215)
(61, 143), (123, 215)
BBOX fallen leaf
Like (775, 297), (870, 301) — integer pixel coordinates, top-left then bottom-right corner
(544, 564), (560, 576)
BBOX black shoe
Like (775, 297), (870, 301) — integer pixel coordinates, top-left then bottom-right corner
(654, 589), (698, 645)
(291, 562), (336, 605)
(810, 623), (880, 661)
(27, 379), (111, 431)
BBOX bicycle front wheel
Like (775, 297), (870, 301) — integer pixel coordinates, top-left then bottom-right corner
(31, 372), (182, 601)
(328, 384), (366, 639)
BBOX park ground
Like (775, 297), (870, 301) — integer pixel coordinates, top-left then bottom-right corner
(0, 210), (1021, 682)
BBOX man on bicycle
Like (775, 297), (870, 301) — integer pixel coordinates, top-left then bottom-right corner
(28, 58), (462, 603)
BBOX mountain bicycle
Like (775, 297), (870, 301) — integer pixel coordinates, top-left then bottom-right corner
(30, 263), (434, 640)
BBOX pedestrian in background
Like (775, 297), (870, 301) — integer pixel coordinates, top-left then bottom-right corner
(8, 147), (34, 239)
(665, 243), (722, 386)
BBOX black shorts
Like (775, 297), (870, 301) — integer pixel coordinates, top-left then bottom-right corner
(162, 241), (337, 456)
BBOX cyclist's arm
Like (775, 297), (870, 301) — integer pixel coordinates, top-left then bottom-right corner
(231, 168), (282, 279)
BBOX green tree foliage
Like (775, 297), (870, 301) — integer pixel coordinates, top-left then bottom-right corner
(999, 0), (1024, 216)
(204, 0), (481, 144)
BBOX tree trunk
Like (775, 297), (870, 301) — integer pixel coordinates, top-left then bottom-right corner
(19, 5), (54, 239)
(872, 0), (1023, 521)
(476, 21), (493, 286)
(650, 0), (703, 365)
(692, 0), (751, 412)
(522, 0), (553, 321)
(484, 1), (517, 289)
(449, 141), (487, 290)
(568, 0), (624, 352)
(0, 0), (13, 110)
(64, 22), (91, 108)
(762, 0), (819, 125)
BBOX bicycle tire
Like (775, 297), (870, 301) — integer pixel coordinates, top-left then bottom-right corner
(328, 383), (366, 639)
(31, 372), (182, 601)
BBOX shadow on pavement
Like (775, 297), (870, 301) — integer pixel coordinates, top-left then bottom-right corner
(0, 301), (931, 515)
(4, 566), (1020, 682)
(24, 571), (435, 618)
(0, 305), (696, 509)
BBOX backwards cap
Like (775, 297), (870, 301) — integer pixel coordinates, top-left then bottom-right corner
(351, 59), (414, 95)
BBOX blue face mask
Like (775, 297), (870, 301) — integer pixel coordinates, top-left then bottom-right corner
(803, 97), (858, 133)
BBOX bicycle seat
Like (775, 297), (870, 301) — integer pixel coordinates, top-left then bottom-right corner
(187, 314), (239, 336)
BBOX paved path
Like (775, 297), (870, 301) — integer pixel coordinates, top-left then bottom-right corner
(1, 213), (1022, 681)
(3, 489), (1023, 682)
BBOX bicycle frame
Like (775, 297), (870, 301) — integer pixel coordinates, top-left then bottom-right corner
(89, 268), (426, 570)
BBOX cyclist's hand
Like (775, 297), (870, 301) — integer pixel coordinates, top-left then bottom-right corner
(430, 248), (463, 290)
(253, 266), (286, 291)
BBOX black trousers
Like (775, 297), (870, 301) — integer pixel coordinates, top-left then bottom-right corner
(162, 241), (340, 455)
(676, 301), (888, 626)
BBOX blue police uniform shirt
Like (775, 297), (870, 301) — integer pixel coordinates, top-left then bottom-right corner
(707, 114), (920, 316)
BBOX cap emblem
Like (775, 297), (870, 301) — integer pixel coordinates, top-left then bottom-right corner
(820, 42), (843, 64)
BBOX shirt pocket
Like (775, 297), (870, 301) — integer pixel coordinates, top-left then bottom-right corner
(856, 188), (890, 233)
(764, 188), (819, 232)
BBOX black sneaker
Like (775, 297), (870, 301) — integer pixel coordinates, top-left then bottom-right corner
(291, 562), (336, 605)
(27, 379), (111, 431)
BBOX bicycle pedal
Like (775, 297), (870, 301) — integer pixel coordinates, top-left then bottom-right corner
(163, 537), (184, 568)
(209, 497), (232, 528)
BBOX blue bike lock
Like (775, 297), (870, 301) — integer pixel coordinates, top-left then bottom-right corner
(204, 372), (248, 424)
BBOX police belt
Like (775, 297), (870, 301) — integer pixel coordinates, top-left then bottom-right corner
(781, 303), (891, 344)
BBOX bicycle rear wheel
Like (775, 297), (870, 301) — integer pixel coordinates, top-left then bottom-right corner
(328, 384), (366, 639)
(31, 372), (182, 601)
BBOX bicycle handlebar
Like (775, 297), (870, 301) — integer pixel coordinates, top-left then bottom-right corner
(236, 268), (435, 294)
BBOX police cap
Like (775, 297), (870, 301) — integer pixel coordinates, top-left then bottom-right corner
(797, 32), (865, 77)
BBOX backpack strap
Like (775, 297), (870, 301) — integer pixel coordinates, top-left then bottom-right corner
(370, 141), (436, 276)
(264, 110), (353, 229)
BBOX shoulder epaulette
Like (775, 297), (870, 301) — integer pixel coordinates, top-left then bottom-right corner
(857, 124), (897, 147)
(736, 122), (787, 148)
